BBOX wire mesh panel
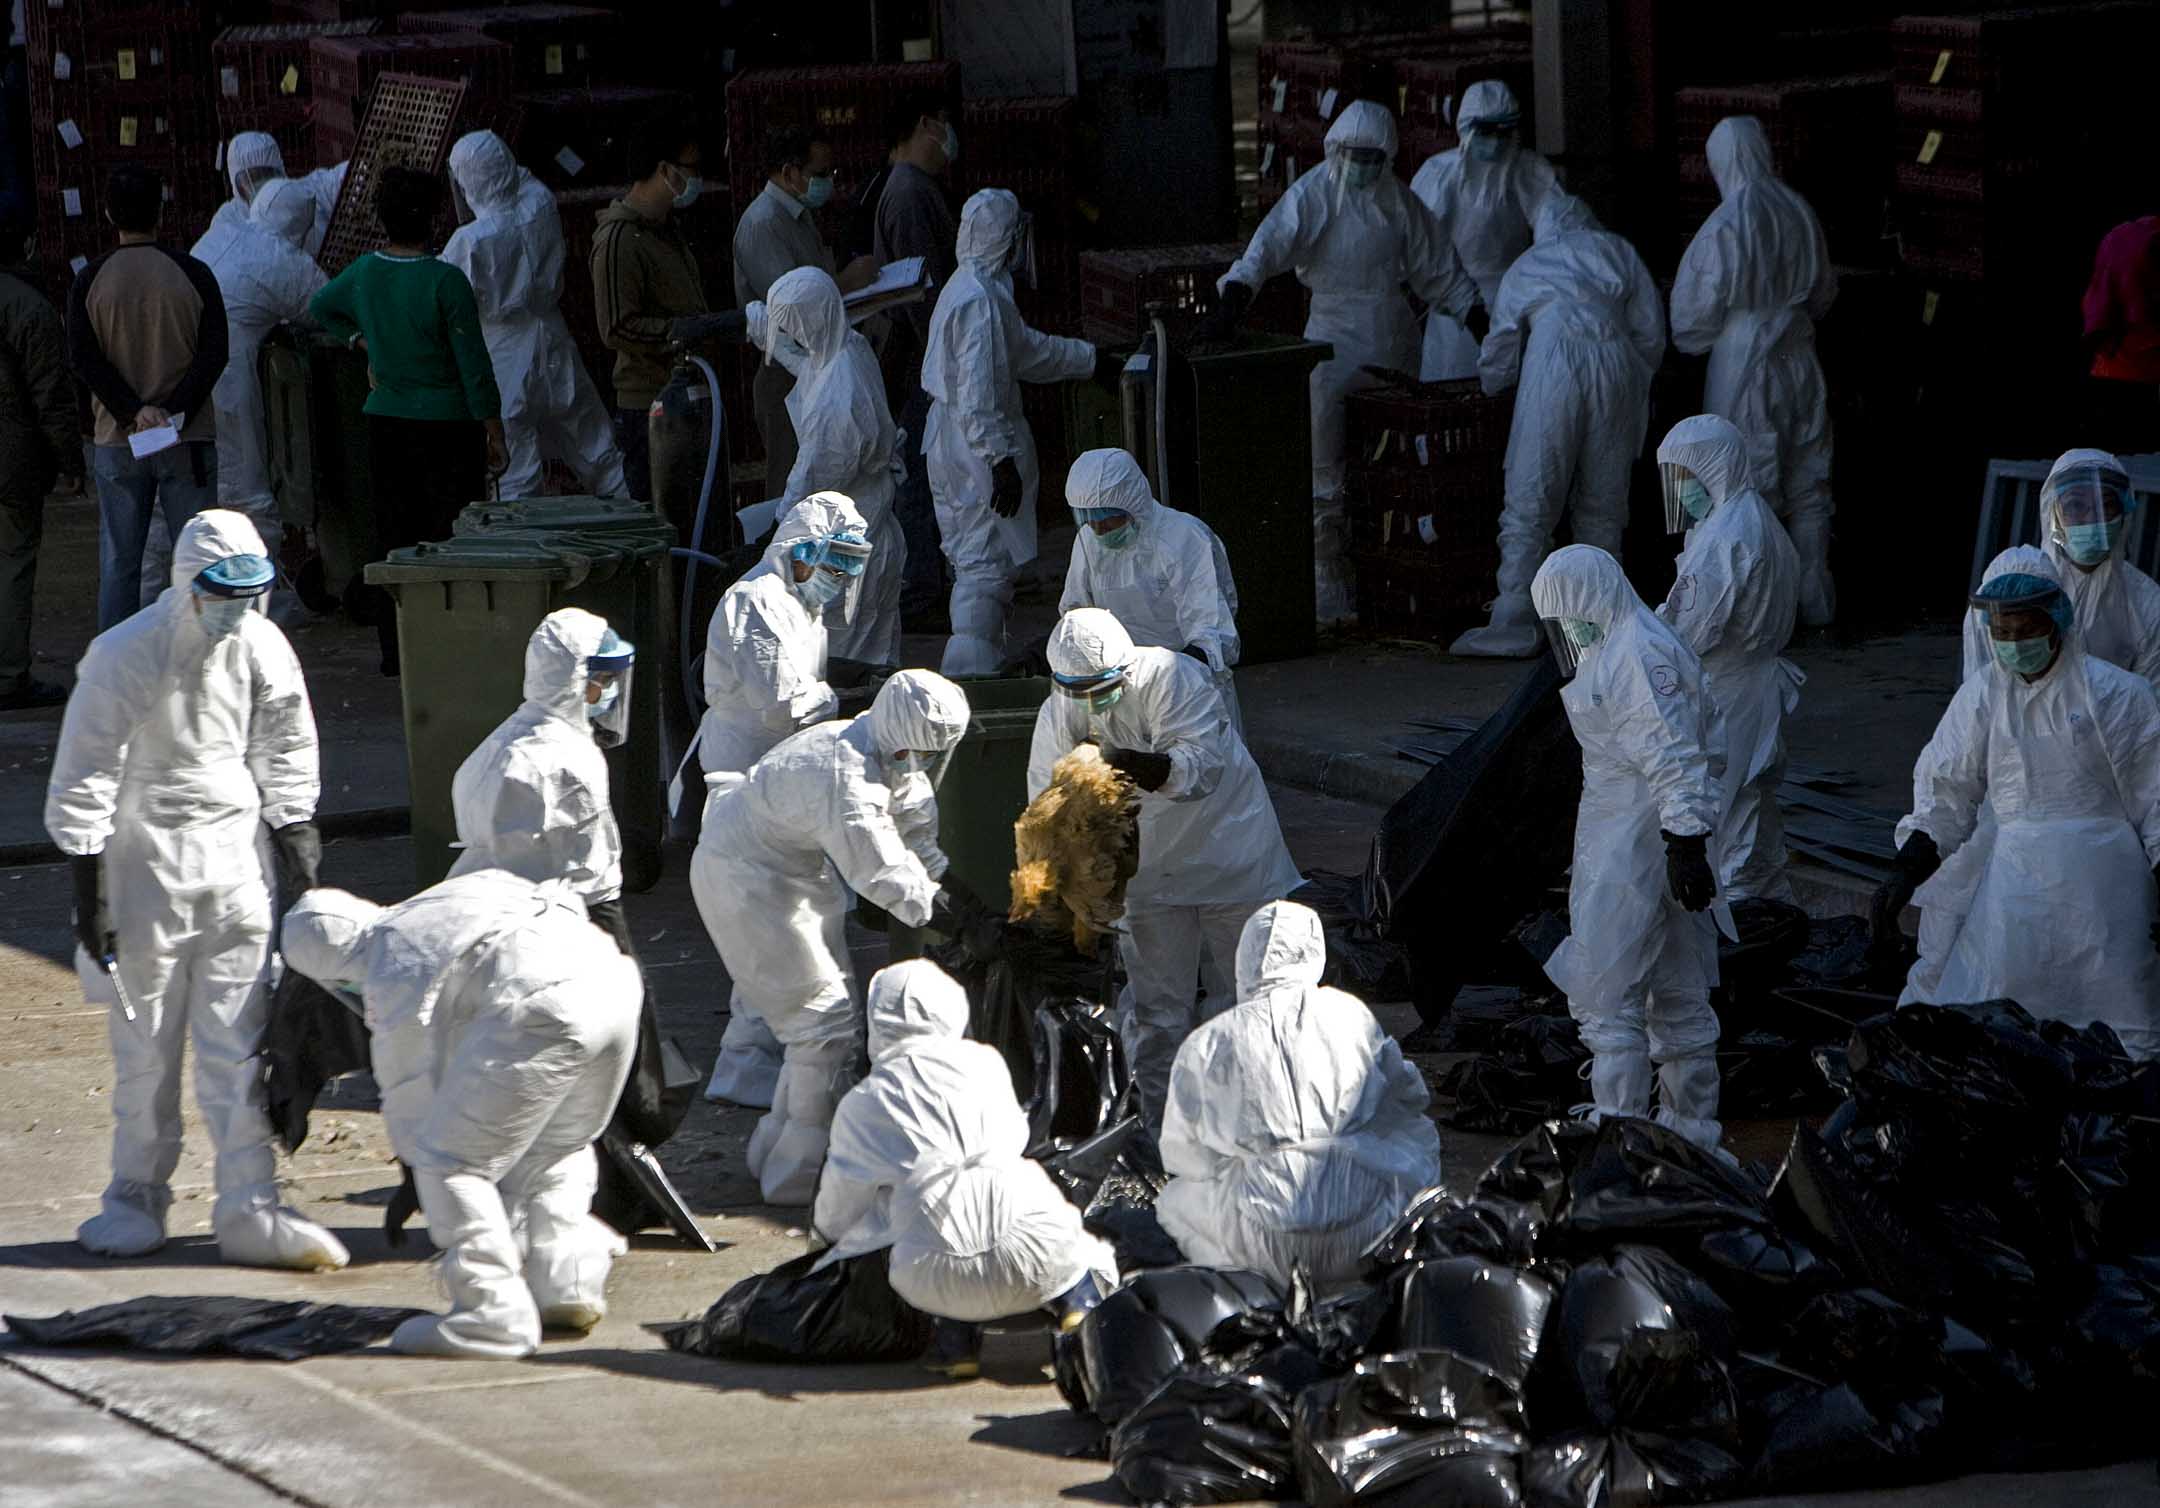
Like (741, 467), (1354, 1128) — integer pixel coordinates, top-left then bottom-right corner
(317, 72), (467, 277)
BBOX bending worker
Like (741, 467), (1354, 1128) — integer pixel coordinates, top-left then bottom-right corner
(690, 492), (871, 1108)
(691, 669), (989, 1204)
(283, 870), (640, 1357)
(813, 960), (1115, 1380)
(46, 510), (344, 1268)
(1530, 544), (1727, 1152)
(203, 131), (345, 261)
(1157, 900), (1440, 1292)
(1655, 414), (1801, 903)
(1209, 100), (1484, 626)
(1028, 608), (1302, 1131)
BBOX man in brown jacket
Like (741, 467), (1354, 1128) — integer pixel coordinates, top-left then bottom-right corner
(590, 107), (706, 502)
(0, 218), (82, 709)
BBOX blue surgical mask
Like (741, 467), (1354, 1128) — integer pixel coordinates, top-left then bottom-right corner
(803, 174), (834, 209)
(1343, 159), (1384, 191)
(1993, 634), (2056, 676)
(1677, 478), (1714, 521)
(1468, 131), (1507, 163)
(667, 164), (702, 209)
(796, 569), (845, 610)
(196, 594), (253, 639)
(1562, 618), (1603, 649)
(1098, 521), (1137, 550)
(2063, 519), (2124, 565)
(1085, 685), (1124, 713)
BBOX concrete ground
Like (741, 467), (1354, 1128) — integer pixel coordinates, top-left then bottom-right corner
(6, 490), (2146, 1507)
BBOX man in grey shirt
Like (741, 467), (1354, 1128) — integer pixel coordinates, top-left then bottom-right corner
(732, 126), (876, 496)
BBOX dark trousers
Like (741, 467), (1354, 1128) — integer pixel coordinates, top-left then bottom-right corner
(0, 486), (40, 688)
(366, 415), (483, 674)
(752, 360), (799, 495)
(895, 387), (945, 616)
(615, 407), (651, 503)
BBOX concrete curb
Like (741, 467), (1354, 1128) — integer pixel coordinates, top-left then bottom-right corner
(1244, 732), (1423, 811)
(0, 805), (412, 869)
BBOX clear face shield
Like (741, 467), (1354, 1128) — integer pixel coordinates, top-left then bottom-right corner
(1052, 664), (1128, 716)
(1660, 462), (1715, 533)
(1073, 505), (1137, 549)
(2045, 464), (2133, 567)
(886, 744), (956, 791)
(1463, 116), (1521, 164)
(585, 630), (636, 749)
(1968, 582), (2067, 679)
(1541, 615), (1604, 676)
(1339, 145), (1388, 192)
(192, 553), (275, 639)
(1011, 209), (1037, 289)
(791, 530), (872, 621)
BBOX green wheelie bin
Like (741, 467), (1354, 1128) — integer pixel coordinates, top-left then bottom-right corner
(258, 322), (379, 614)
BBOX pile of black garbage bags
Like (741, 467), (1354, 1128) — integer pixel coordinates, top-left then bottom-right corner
(1061, 999), (2160, 1506)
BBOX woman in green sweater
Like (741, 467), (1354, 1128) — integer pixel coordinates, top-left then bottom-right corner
(310, 165), (506, 674)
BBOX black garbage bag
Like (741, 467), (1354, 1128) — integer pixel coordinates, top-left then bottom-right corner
(1440, 1056), (1565, 1135)
(1545, 1246), (1736, 1430)
(2040, 1018), (2141, 1106)
(1025, 998), (1132, 1156)
(1284, 1270), (1396, 1375)
(1747, 1381), (1947, 1494)
(1290, 869), (1411, 1000)
(1717, 898), (1810, 985)
(1363, 1187), (1546, 1273)
(1389, 1256), (1555, 1391)
(2061, 1111), (2160, 1259)
(1109, 1370), (1301, 1505)
(1520, 1430), (1745, 1508)
(260, 967), (372, 1153)
(1061, 1266), (1285, 1428)
(1291, 1348), (1528, 1508)
(1785, 914), (1876, 987)
(1845, 1001), (2077, 1150)
(662, 1247), (933, 1364)
(1081, 1168), (1183, 1274)
(592, 1128), (718, 1250)
(2069, 1257), (2160, 1386)
(609, 1004), (700, 1150)
(936, 928), (1119, 1106)
(1779, 1287), (1942, 1387)
(3, 1296), (426, 1361)
(1772, 1124), (1961, 1315)
(1039, 1115), (1142, 1209)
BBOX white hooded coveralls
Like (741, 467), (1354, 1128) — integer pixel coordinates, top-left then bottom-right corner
(1028, 609), (1302, 1130)
(1221, 100), (1481, 624)
(690, 491), (864, 1109)
(921, 188), (1096, 675)
(1410, 79), (1558, 381)
(691, 669), (970, 1204)
(1531, 545), (1726, 1151)
(443, 131), (626, 502)
(1060, 447), (1243, 730)
(282, 872), (641, 1357)
(45, 509), (345, 1269)
(1156, 902), (1441, 1293)
(203, 131), (345, 262)
(812, 960), (1117, 1322)
(448, 607), (623, 906)
(1671, 117), (1838, 627)
(1898, 560), (2160, 1058)
(1655, 414), (1802, 902)
(1453, 194), (1667, 659)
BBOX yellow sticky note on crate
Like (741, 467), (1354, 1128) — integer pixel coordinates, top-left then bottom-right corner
(1917, 129), (1943, 166)
(1397, 84), (1408, 115)
(545, 43), (564, 75)
(281, 64), (299, 94)
(1930, 49), (1951, 85)
(119, 116), (138, 147)
(117, 48), (135, 80)
(1371, 431), (1390, 464)
(1922, 290), (1940, 326)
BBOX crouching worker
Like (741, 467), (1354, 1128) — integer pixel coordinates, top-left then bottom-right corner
(811, 960), (1117, 1379)
(1156, 901), (1440, 1292)
(283, 870), (641, 1358)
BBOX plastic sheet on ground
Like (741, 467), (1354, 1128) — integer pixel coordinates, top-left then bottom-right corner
(662, 1248), (933, 1365)
(1291, 1348), (1527, 1508)
(1109, 1369), (1301, 1505)
(2, 1297), (427, 1361)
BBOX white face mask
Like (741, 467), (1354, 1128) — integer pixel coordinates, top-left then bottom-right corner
(587, 682), (620, 720)
(197, 595), (253, 639)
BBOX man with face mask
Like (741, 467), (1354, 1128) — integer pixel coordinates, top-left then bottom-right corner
(1452, 193), (1667, 658)
(46, 509), (345, 1268)
(1530, 544), (1728, 1152)
(686, 491), (868, 1107)
(1671, 116), (1839, 627)
(2028, 449), (2160, 683)
(691, 668), (980, 1204)
(744, 268), (905, 665)
(444, 131), (626, 502)
(1879, 561), (2160, 1057)
(1208, 100), (1484, 626)
(200, 132), (346, 264)
(1027, 608), (1302, 1132)
(922, 188), (1111, 675)
(1060, 446), (1242, 730)
(1654, 414), (1801, 903)
(1410, 79), (1557, 382)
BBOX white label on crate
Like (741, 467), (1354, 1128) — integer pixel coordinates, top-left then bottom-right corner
(1414, 434), (1430, 467)
(1918, 129), (1942, 166)
(1259, 142), (1274, 174)
(70, 257), (88, 275)
(117, 49), (136, 80)
(149, 46), (161, 66)
(1271, 77), (1287, 113)
(220, 65), (238, 96)
(52, 51), (69, 79)
(281, 64), (299, 95)
(61, 187), (80, 217)
(545, 43), (564, 75)
(1318, 87), (1339, 119)
(1418, 514), (1439, 546)
(56, 119), (81, 150)
(554, 145), (586, 178)
(1931, 48), (1951, 85)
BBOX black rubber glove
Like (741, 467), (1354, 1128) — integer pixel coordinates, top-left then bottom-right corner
(932, 877), (988, 931)
(383, 1163), (420, 1249)
(1105, 745), (1174, 793)
(1464, 303), (1492, 346)
(587, 897), (635, 956)
(990, 456), (1025, 518)
(1870, 831), (1941, 957)
(667, 310), (749, 345)
(70, 851), (109, 960)
(270, 820), (322, 907)
(1198, 280), (1253, 342)
(1661, 830), (1716, 912)
(1092, 346), (1125, 389)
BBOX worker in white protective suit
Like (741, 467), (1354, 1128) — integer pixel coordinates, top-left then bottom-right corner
(1157, 901), (1441, 1293)
(1410, 78), (1558, 382)
(812, 959), (1117, 1380)
(282, 871), (640, 1357)
(922, 187), (1108, 674)
(46, 509), (347, 1268)
(448, 607), (637, 952)
(1877, 561), (2160, 1057)
(203, 131), (346, 262)
(691, 669), (985, 1204)
(745, 265), (905, 665)
(1453, 193), (1666, 658)
(1654, 414), (1802, 902)
(1671, 116), (1838, 627)
(1530, 544), (1728, 1152)
(443, 131), (626, 501)
(688, 491), (871, 1108)
(1211, 100), (1485, 626)
(1027, 608), (1302, 1132)
(1060, 446), (1243, 731)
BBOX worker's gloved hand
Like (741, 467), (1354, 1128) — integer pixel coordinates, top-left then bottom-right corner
(1104, 745), (1174, 793)
(1661, 830), (1716, 912)
(270, 820), (323, 908)
(1198, 281), (1253, 343)
(1869, 831), (1941, 959)
(668, 310), (750, 346)
(586, 897), (635, 956)
(1092, 346), (1125, 389)
(383, 1163), (421, 1249)
(989, 457), (1025, 518)
(70, 851), (110, 960)
(1464, 303), (1492, 346)
(931, 878), (992, 938)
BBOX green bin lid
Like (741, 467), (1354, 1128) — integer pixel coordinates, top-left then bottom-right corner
(455, 497), (670, 536)
(363, 533), (616, 586)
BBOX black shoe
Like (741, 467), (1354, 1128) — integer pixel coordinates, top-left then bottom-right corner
(0, 678), (67, 711)
(920, 1318), (984, 1380)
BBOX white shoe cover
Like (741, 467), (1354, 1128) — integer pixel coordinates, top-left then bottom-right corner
(390, 1311), (538, 1360)
(705, 1044), (781, 1108)
(76, 1181), (170, 1257)
(217, 1205), (351, 1271)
